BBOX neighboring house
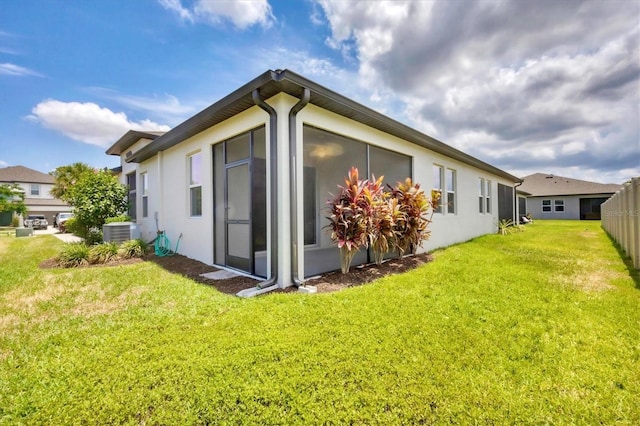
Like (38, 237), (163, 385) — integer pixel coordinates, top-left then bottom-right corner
(107, 69), (521, 289)
(0, 165), (71, 226)
(519, 173), (622, 220)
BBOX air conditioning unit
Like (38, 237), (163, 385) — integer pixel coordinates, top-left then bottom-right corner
(103, 222), (140, 243)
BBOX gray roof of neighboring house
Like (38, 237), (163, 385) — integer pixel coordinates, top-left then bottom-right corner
(0, 165), (55, 184)
(108, 69), (521, 183)
(520, 173), (622, 197)
(25, 198), (68, 207)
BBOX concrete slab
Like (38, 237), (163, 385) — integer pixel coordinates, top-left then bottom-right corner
(200, 270), (241, 280)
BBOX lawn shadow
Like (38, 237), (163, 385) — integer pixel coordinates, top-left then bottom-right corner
(603, 229), (640, 289)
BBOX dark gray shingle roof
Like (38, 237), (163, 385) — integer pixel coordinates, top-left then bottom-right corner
(520, 173), (622, 197)
(0, 165), (55, 184)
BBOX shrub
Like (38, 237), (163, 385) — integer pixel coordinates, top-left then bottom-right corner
(88, 242), (119, 264)
(119, 239), (147, 259)
(10, 215), (19, 227)
(84, 229), (103, 245)
(390, 179), (437, 257)
(57, 243), (90, 268)
(326, 167), (371, 273)
(105, 215), (131, 224)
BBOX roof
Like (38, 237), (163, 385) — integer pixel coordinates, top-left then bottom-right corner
(25, 198), (68, 207)
(109, 69), (520, 183)
(520, 173), (622, 197)
(106, 130), (165, 156)
(0, 165), (55, 184)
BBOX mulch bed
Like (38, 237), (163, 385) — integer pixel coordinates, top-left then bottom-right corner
(40, 252), (433, 295)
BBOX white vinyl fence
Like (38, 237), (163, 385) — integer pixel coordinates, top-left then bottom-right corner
(601, 177), (640, 269)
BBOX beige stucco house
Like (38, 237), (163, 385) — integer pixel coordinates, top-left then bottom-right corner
(107, 69), (521, 291)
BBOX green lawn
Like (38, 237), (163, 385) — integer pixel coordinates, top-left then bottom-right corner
(1, 221), (638, 424)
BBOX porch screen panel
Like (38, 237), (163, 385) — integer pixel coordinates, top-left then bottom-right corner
(214, 143), (225, 265)
(302, 125), (367, 277)
(369, 145), (412, 188)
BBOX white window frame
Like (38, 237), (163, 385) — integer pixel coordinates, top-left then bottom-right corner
(433, 164), (444, 214)
(189, 152), (202, 217)
(554, 199), (564, 212)
(542, 199), (552, 213)
(479, 178), (485, 213)
(446, 168), (456, 215)
(30, 184), (40, 196)
(141, 172), (148, 218)
(485, 180), (492, 214)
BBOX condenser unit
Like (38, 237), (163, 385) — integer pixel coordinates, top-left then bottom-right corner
(103, 222), (140, 244)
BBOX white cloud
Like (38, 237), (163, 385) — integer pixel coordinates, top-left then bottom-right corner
(0, 63), (43, 77)
(314, 0), (640, 183)
(159, 0), (274, 29)
(27, 100), (170, 148)
(0, 160), (9, 168)
(86, 87), (197, 124)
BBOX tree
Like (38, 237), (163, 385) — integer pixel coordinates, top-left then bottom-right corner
(65, 169), (128, 237)
(0, 183), (27, 216)
(49, 162), (94, 201)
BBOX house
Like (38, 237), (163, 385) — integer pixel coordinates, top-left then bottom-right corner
(0, 165), (70, 226)
(519, 173), (622, 220)
(107, 69), (521, 291)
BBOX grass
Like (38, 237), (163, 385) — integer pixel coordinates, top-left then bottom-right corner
(0, 221), (638, 424)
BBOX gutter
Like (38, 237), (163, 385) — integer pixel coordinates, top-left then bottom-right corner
(251, 88), (279, 291)
(514, 181), (524, 222)
(289, 88), (311, 287)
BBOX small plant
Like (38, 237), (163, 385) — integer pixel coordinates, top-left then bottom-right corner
(10, 215), (19, 227)
(88, 242), (119, 264)
(497, 219), (514, 235)
(57, 242), (90, 268)
(119, 239), (147, 259)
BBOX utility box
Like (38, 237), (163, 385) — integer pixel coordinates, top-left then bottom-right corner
(103, 222), (140, 244)
(15, 227), (34, 238)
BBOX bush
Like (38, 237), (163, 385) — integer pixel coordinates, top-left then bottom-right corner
(119, 239), (147, 259)
(63, 217), (80, 234)
(10, 215), (19, 227)
(85, 229), (103, 245)
(390, 179), (437, 257)
(105, 215), (132, 224)
(57, 243), (90, 268)
(88, 242), (119, 264)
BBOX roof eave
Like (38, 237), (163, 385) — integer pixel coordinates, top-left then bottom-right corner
(126, 68), (521, 183)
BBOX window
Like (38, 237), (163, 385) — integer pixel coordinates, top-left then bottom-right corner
(141, 173), (148, 218)
(30, 184), (40, 196)
(554, 199), (564, 212)
(189, 153), (202, 217)
(542, 199), (551, 212)
(485, 180), (491, 213)
(446, 168), (456, 214)
(433, 165), (443, 213)
(126, 172), (136, 220)
(479, 178), (485, 213)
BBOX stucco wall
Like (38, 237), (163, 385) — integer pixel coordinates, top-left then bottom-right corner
(528, 194), (612, 220)
(121, 92), (518, 287)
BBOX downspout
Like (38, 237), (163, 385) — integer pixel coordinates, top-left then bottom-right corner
(289, 88), (311, 287)
(514, 181), (523, 223)
(252, 89), (278, 290)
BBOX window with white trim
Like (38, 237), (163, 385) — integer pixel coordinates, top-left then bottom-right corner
(554, 199), (564, 212)
(479, 178), (485, 213)
(189, 153), (202, 217)
(141, 173), (148, 218)
(446, 168), (456, 214)
(433, 165), (443, 213)
(542, 199), (551, 212)
(30, 184), (40, 196)
(485, 180), (492, 213)
(126, 172), (136, 220)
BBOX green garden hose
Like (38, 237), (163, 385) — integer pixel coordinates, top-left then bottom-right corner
(154, 231), (182, 257)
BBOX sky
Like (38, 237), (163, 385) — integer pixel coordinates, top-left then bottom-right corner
(0, 0), (638, 184)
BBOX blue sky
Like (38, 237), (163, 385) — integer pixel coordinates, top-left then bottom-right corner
(1, 0), (638, 184)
